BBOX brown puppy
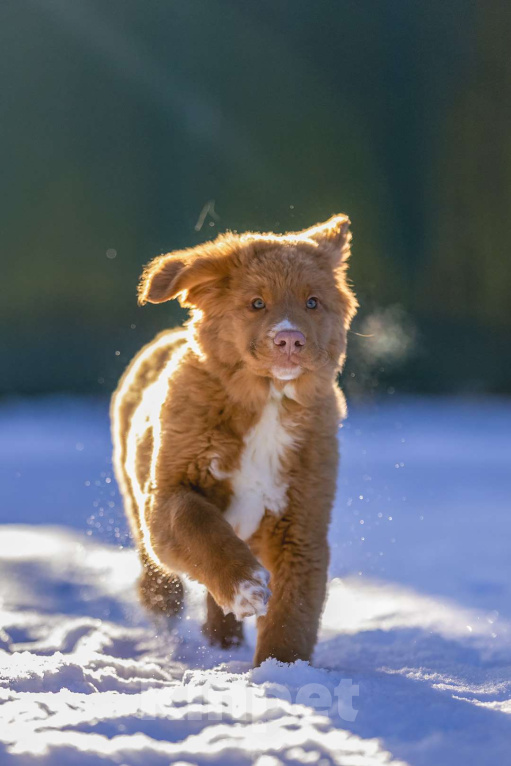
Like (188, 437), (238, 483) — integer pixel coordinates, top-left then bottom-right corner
(111, 215), (357, 665)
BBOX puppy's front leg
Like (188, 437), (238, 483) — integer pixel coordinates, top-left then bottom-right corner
(254, 521), (329, 666)
(143, 487), (271, 620)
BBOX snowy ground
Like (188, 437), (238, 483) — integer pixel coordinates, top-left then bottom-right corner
(0, 396), (510, 765)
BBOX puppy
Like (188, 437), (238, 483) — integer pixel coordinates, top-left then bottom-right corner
(111, 215), (357, 665)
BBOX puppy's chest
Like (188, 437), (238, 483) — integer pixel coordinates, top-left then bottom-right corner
(211, 396), (298, 541)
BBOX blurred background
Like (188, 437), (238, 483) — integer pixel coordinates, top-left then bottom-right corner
(2, 0), (511, 398)
(1, 0), (510, 589)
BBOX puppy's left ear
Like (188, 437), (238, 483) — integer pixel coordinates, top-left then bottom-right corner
(299, 214), (358, 326)
(297, 214), (352, 267)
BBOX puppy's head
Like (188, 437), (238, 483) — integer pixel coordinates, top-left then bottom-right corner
(138, 215), (358, 387)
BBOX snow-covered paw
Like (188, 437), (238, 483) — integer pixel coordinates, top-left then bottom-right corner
(224, 568), (271, 620)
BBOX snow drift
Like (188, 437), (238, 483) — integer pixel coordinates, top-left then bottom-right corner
(0, 397), (510, 765)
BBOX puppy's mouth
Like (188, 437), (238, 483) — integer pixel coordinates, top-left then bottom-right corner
(246, 340), (329, 379)
(271, 362), (303, 381)
(269, 355), (304, 381)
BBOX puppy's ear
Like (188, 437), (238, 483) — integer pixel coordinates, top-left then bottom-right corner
(138, 246), (232, 306)
(138, 252), (185, 305)
(297, 214), (352, 266)
(298, 214), (357, 326)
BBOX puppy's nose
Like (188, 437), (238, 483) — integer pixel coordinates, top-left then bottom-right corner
(273, 330), (306, 355)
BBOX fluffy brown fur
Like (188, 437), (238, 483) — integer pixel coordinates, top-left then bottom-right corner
(111, 215), (357, 665)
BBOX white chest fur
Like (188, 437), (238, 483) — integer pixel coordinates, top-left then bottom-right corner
(219, 389), (297, 541)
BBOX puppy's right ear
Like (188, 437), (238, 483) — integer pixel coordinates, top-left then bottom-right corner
(137, 252), (186, 305)
(138, 243), (234, 306)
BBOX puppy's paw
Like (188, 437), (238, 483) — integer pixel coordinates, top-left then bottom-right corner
(224, 567), (271, 620)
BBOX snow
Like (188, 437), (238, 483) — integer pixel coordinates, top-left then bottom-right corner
(1, 396), (510, 765)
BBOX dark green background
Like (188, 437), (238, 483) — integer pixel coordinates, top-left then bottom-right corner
(2, 0), (510, 396)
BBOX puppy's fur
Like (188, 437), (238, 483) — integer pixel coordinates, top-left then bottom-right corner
(111, 215), (357, 665)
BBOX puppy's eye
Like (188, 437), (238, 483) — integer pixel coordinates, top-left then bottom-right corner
(306, 297), (318, 309)
(251, 298), (266, 310)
